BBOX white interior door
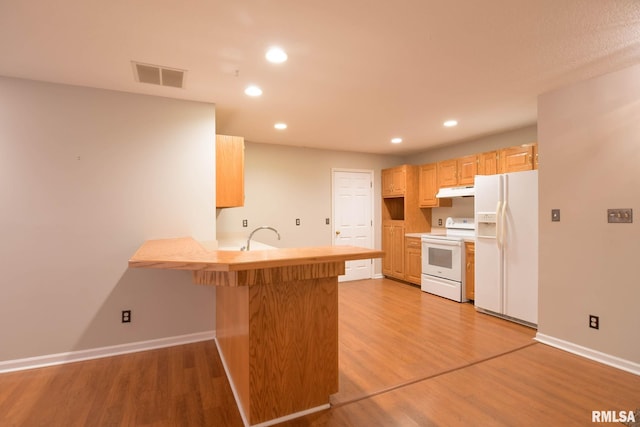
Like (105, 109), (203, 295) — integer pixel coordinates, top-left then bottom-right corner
(332, 169), (374, 282)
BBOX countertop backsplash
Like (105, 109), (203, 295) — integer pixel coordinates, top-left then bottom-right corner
(431, 197), (475, 227)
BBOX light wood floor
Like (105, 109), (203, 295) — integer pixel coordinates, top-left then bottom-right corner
(1, 278), (638, 426)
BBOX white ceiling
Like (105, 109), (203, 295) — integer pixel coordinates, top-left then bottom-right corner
(1, 1), (639, 154)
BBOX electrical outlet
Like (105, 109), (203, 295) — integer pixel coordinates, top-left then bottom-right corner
(242, 219), (248, 227)
(122, 310), (131, 323)
(589, 314), (599, 330)
(438, 218), (443, 226)
(296, 218), (301, 226)
(607, 208), (632, 223)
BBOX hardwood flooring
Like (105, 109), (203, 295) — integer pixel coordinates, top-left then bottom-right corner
(1, 278), (638, 426)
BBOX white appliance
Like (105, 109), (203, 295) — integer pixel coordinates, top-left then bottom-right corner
(435, 185), (475, 198)
(474, 170), (538, 327)
(421, 218), (475, 302)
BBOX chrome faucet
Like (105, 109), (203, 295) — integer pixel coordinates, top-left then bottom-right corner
(243, 226), (281, 251)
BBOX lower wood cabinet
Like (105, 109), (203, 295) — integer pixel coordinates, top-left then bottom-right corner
(404, 237), (422, 285)
(465, 241), (475, 301)
(382, 221), (405, 279)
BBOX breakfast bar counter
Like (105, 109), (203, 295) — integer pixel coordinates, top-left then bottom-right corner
(129, 237), (383, 426)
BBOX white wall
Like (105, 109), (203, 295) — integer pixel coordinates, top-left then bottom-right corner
(0, 77), (216, 361)
(216, 142), (402, 274)
(537, 64), (640, 364)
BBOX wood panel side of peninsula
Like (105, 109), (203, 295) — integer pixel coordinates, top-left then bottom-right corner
(128, 237), (383, 426)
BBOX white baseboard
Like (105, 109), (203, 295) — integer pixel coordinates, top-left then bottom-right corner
(535, 333), (640, 376)
(372, 273), (384, 279)
(0, 330), (216, 374)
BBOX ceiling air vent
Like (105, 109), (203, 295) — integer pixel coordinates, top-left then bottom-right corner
(132, 61), (186, 89)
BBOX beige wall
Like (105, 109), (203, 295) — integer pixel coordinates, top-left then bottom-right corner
(216, 142), (403, 274)
(537, 64), (640, 363)
(0, 77), (216, 361)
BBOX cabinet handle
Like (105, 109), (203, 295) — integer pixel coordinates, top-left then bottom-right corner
(467, 262), (471, 270)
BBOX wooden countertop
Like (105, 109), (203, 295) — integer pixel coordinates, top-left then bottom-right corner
(129, 237), (384, 272)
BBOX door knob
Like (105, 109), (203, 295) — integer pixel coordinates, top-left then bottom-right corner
(335, 231), (341, 235)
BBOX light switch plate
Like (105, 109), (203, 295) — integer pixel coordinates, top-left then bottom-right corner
(551, 209), (560, 222)
(607, 209), (632, 223)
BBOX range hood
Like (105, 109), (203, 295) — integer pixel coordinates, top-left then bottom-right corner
(436, 185), (475, 198)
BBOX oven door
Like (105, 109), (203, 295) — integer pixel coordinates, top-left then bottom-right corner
(421, 238), (462, 282)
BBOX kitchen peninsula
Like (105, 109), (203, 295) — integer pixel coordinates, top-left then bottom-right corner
(129, 237), (383, 426)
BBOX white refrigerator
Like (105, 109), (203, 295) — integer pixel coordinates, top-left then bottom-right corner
(474, 170), (538, 326)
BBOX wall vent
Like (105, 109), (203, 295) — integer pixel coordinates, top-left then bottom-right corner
(132, 61), (186, 88)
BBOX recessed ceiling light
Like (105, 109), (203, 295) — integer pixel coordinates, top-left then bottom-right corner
(244, 85), (263, 97)
(391, 137), (403, 144)
(274, 123), (287, 130)
(266, 47), (288, 64)
(443, 120), (458, 127)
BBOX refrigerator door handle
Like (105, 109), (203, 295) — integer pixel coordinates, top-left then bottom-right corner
(500, 200), (507, 249)
(496, 200), (503, 247)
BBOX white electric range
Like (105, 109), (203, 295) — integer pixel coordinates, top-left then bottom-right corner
(421, 217), (475, 302)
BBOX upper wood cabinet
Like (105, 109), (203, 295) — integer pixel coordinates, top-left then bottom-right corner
(478, 144), (538, 175)
(382, 166), (407, 197)
(500, 145), (534, 173)
(419, 163), (452, 208)
(437, 159), (458, 188)
(458, 154), (478, 185)
(216, 134), (245, 208)
(437, 155), (477, 188)
(478, 151), (499, 175)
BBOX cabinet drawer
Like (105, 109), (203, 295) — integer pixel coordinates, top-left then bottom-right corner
(406, 238), (421, 249)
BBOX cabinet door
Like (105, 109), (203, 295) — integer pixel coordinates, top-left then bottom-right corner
(405, 237), (422, 285)
(382, 223), (394, 275)
(458, 155), (478, 185)
(382, 222), (405, 279)
(419, 164), (452, 208)
(465, 242), (475, 301)
(216, 135), (245, 208)
(391, 168), (406, 195)
(381, 169), (393, 197)
(500, 146), (534, 173)
(478, 151), (499, 175)
(382, 166), (406, 197)
(391, 225), (405, 278)
(437, 160), (458, 188)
